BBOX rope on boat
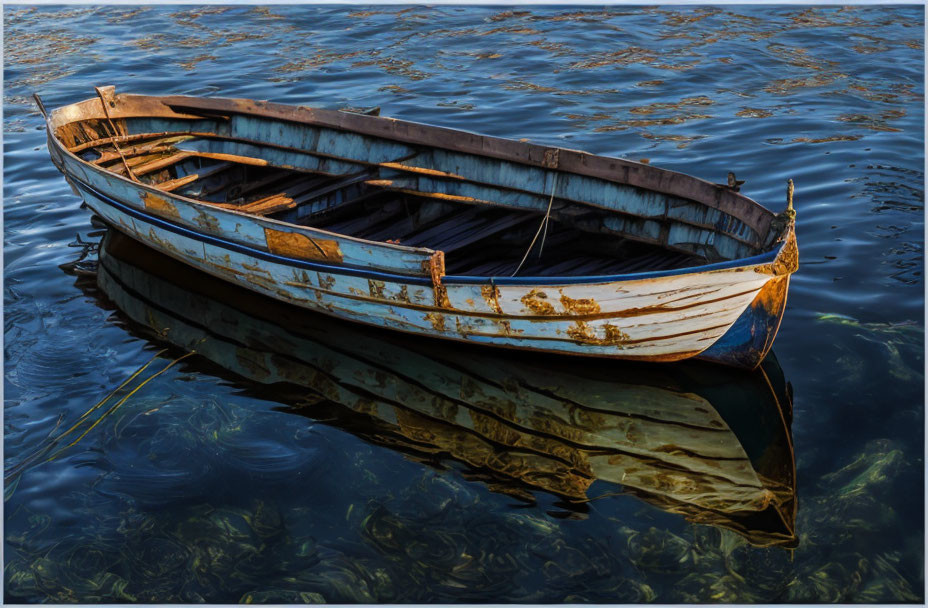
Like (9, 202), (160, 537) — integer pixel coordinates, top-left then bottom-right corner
(511, 173), (559, 277)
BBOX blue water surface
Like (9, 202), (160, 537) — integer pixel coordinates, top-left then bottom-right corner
(3, 5), (924, 603)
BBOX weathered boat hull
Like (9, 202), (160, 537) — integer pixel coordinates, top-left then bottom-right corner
(89, 229), (797, 547)
(45, 92), (798, 368)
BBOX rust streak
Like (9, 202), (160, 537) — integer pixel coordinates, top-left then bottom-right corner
(379, 162), (465, 180)
(429, 250), (451, 308)
(481, 284), (504, 314)
(560, 293), (601, 315)
(141, 191), (179, 219)
(265, 227), (343, 262)
(521, 289), (556, 315)
(368, 279), (386, 299)
(424, 312), (446, 332)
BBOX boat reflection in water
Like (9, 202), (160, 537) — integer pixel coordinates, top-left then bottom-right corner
(90, 228), (797, 549)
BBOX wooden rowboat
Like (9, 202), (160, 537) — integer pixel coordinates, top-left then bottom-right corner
(41, 86), (798, 369)
(89, 229), (797, 547)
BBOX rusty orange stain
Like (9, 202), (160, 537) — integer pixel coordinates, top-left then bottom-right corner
(454, 315), (469, 337)
(424, 311), (446, 332)
(751, 275), (789, 314)
(496, 320), (521, 336)
(559, 292), (601, 315)
(264, 227), (343, 262)
(428, 251), (451, 308)
(481, 285), (504, 314)
(602, 323), (630, 344)
(141, 191), (179, 219)
(368, 279), (386, 299)
(521, 289), (556, 315)
(434, 285), (451, 308)
(566, 321), (629, 346)
(316, 273), (336, 290)
(756, 227), (798, 276)
(566, 320), (596, 342)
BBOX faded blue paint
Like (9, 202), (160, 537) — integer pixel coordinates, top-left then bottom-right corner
(175, 138), (366, 176)
(122, 114), (762, 251)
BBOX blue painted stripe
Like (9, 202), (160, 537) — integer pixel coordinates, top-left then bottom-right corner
(444, 246), (781, 285)
(71, 178), (435, 286)
(71, 174), (781, 289)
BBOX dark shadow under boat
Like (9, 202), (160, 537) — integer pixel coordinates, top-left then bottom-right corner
(79, 228), (798, 548)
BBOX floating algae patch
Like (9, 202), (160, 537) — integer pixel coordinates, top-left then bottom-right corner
(640, 131), (707, 149)
(792, 135), (862, 144)
(837, 110), (907, 133)
(177, 54), (217, 71)
(764, 73), (848, 95)
(736, 107), (774, 118)
(628, 95), (715, 115)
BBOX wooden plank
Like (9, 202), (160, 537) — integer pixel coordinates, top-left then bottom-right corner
(92, 137), (191, 164)
(195, 151), (269, 167)
(69, 130), (195, 153)
(402, 206), (485, 247)
(237, 171), (373, 216)
(132, 151), (195, 176)
(162, 161), (236, 194)
(155, 173), (201, 193)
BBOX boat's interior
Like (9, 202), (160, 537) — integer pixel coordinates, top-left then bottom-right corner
(56, 103), (776, 278)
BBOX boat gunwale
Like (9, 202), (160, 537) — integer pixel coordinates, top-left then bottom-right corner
(47, 92), (787, 286)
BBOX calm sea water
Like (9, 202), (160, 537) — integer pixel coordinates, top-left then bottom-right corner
(3, 5), (924, 603)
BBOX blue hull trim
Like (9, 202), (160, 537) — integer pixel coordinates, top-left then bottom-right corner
(445, 247), (781, 286)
